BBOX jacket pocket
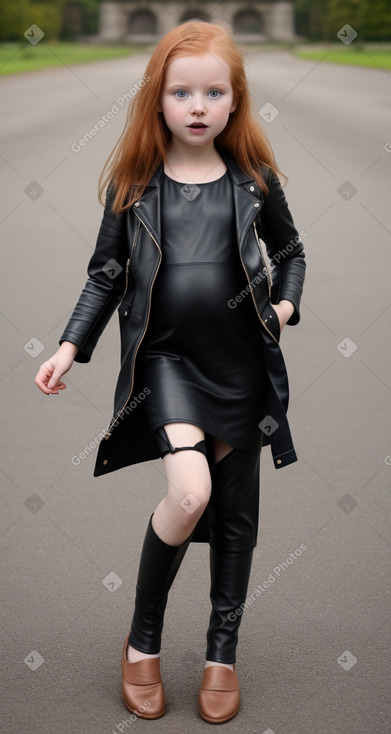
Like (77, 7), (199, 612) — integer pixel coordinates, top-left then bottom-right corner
(118, 292), (134, 318)
(261, 302), (281, 342)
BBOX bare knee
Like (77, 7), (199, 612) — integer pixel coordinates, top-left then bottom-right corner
(159, 471), (210, 539)
(164, 458), (212, 512)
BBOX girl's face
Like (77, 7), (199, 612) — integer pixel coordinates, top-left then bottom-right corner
(159, 53), (237, 148)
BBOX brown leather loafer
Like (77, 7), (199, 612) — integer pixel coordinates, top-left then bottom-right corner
(198, 664), (240, 724)
(121, 636), (165, 719)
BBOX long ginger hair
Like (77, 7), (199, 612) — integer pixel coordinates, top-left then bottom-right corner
(98, 20), (286, 214)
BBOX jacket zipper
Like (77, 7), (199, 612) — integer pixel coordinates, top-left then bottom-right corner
(252, 221), (272, 300)
(129, 218), (140, 272)
(118, 257), (130, 307)
(117, 219), (140, 307)
(104, 210), (161, 438)
(239, 224), (278, 344)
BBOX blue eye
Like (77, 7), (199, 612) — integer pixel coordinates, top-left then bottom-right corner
(173, 89), (222, 99)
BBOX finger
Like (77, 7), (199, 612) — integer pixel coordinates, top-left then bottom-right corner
(35, 364), (65, 394)
(48, 382), (67, 392)
(35, 379), (50, 394)
(47, 368), (64, 389)
(35, 369), (53, 393)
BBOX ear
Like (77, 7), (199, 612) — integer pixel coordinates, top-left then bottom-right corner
(230, 96), (238, 114)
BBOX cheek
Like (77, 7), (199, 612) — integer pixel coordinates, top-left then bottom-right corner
(162, 100), (182, 124)
(214, 100), (233, 118)
(214, 105), (232, 126)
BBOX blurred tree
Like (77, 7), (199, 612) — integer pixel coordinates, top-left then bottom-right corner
(327, 0), (391, 41)
(60, 0), (100, 40)
(323, 0), (363, 40)
(0, 0), (62, 40)
(295, 0), (328, 40)
(294, 0), (391, 41)
(0, 0), (99, 41)
(365, 0), (391, 41)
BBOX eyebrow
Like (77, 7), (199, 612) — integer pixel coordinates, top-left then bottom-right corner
(166, 82), (229, 89)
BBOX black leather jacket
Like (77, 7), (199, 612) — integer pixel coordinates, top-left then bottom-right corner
(59, 147), (306, 475)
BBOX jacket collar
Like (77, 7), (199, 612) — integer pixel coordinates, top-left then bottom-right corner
(133, 146), (264, 250)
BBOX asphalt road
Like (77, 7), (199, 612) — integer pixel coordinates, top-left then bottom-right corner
(1, 47), (391, 734)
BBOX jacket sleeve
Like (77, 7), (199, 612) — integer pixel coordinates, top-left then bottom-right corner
(258, 168), (306, 325)
(58, 182), (128, 362)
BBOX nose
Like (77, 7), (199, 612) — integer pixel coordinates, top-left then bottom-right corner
(190, 94), (206, 115)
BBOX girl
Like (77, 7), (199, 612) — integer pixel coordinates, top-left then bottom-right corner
(35, 20), (306, 725)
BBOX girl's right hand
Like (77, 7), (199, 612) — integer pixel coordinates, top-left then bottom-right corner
(34, 341), (79, 395)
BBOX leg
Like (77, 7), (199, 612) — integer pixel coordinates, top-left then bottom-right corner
(205, 447), (261, 662)
(152, 422), (212, 545)
(198, 447), (261, 724)
(204, 437), (236, 672)
(122, 423), (212, 718)
(127, 423), (211, 660)
(122, 512), (195, 718)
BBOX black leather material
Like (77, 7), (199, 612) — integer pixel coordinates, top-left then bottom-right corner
(128, 513), (194, 654)
(161, 170), (237, 264)
(58, 147), (306, 476)
(259, 327), (297, 468)
(199, 448), (260, 662)
(205, 547), (254, 663)
(137, 170), (268, 453)
(207, 445), (261, 551)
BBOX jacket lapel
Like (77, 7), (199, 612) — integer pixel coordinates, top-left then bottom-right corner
(131, 163), (163, 245)
(218, 147), (264, 253)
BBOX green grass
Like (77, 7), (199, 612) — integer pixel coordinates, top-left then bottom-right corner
(0, 42), (151, 76)
(293, 43), (391, 70)
(1, 40), (391, 76)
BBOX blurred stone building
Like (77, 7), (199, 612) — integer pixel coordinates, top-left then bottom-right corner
(99, 1), (296, 42)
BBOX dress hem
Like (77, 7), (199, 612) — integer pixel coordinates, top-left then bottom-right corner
(152, 418), (262, 454)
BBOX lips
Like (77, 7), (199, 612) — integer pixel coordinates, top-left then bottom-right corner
(188, 123), (207, 128)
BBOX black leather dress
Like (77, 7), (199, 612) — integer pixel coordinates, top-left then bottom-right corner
(135, 170), (268, 452)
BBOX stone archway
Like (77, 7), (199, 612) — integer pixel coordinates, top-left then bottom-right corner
(99, 2), (296, 44)
(128, 9), (157, 34)
(233, 8), (264, 34)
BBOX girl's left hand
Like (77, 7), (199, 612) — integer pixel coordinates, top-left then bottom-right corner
(271, 300), (295, 332)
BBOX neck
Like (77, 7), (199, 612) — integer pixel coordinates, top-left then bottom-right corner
(164, 139), (220, 167)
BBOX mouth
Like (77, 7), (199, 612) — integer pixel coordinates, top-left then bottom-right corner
(188, 123), (208, 128)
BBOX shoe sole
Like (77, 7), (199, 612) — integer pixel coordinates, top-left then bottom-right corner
(122, 697), (165, 720)
(198, 705), (240, 724)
